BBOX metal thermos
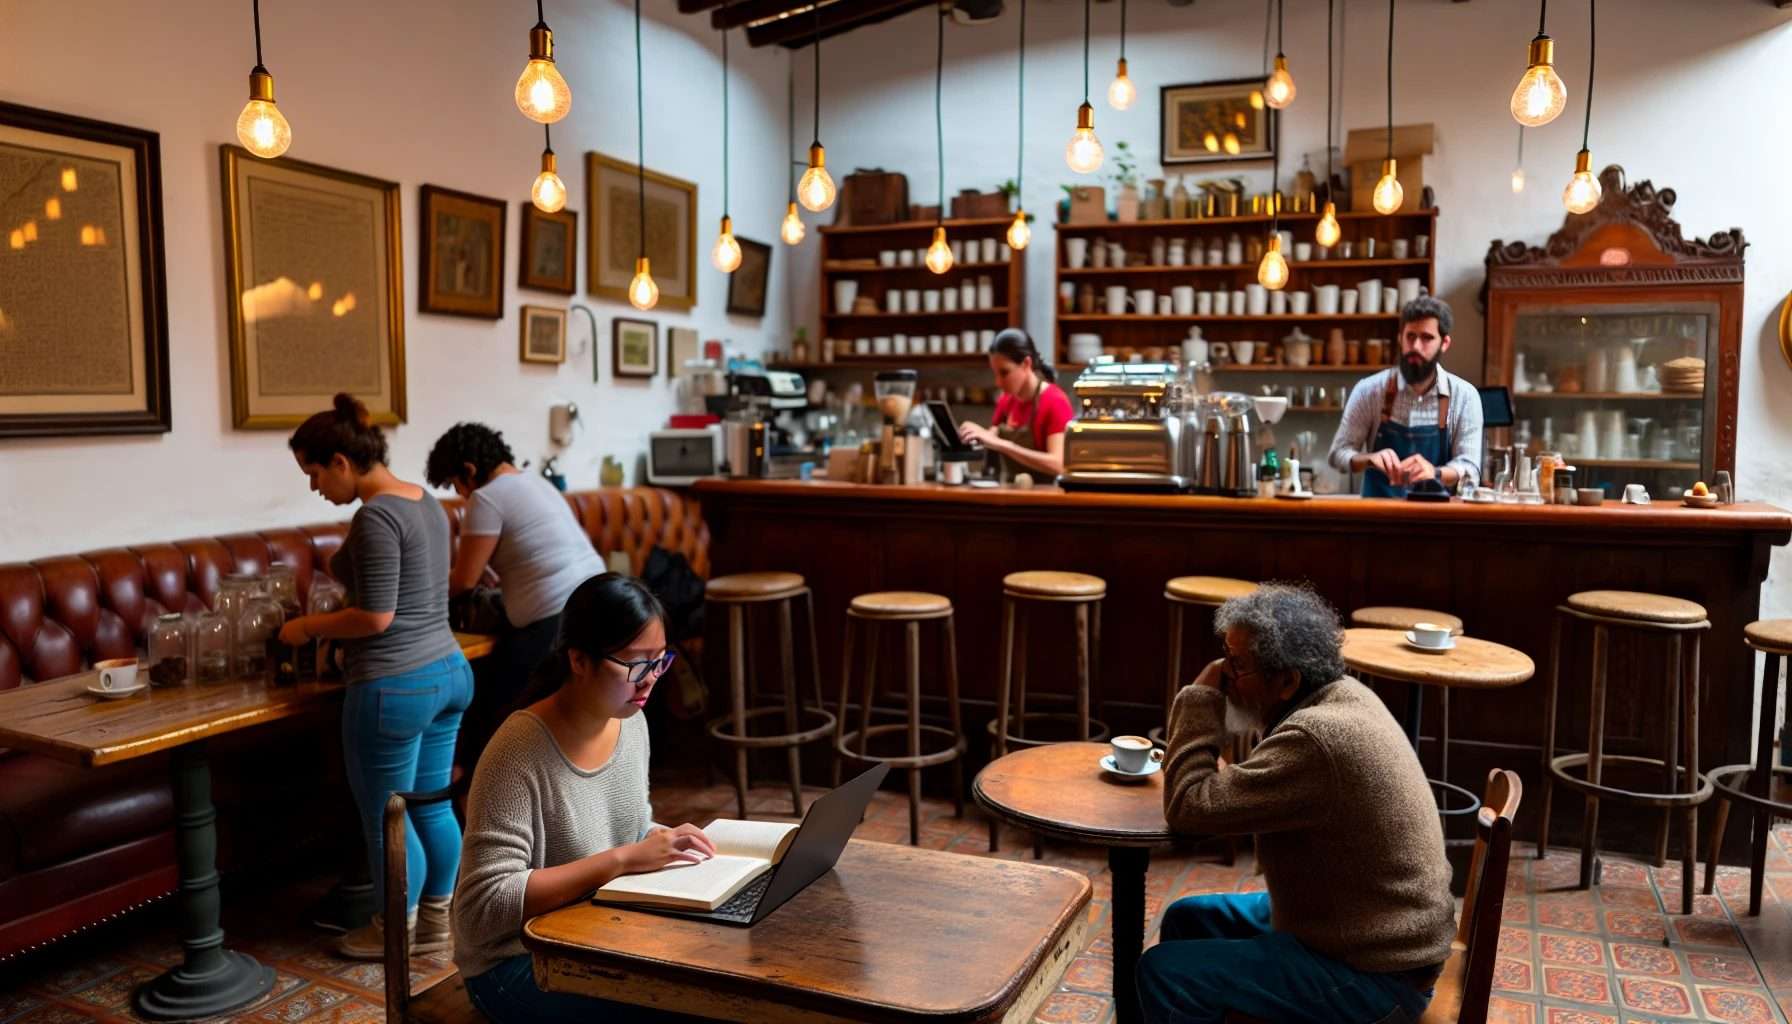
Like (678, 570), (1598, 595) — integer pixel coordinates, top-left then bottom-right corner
(747, 421), (768, 477)
(722, 419), (751, 476)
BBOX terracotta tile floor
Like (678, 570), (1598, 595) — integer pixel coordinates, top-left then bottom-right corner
(7, 778), (1792, 1023)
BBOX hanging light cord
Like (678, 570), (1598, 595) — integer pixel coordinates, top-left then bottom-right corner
(1275, 0), (1284, 55)
(1537, 0), (1547, 37)
(1384, 0), (1395, 162)
(1119, 0), (1126, 61)
(252, 0), (265, 66)
(635, 0), (645, 260)
(537, 0), (545, 25)
(1261, 0), (1272, 74)
(811, 5), (822, 147)
(1269, 116), (1280, 236)
(935, 3), (945, 223)
(721, 2), (730, 218)
(786, 57), (797, 201)
(1082, 0), (1090, 103)
(1516, 123), (1524, 166)
(1580, 0), (1595, 151)
(544, 122), (552, 154)
(1016, 0), (1025, 198)
(1324, 0), (1333, 186)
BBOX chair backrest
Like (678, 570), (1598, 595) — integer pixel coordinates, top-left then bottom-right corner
(1453, 769), (1522, 1024)
(383, 788), (452, 1023)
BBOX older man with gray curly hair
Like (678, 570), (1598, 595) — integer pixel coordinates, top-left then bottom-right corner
(1137, 583), (1456, 1024)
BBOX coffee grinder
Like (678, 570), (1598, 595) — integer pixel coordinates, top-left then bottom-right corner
(873, 369), (920, 484)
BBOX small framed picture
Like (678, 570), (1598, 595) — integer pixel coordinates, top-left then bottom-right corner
(613, 317), (658, 378)
(726, 236), (772, 318)
(1160, 77), (1276, 165)
(519, 204), (576, 294)
(667, 327), (700, 378)
(519, 305), (567, 364)
(419, 185), (506, 318)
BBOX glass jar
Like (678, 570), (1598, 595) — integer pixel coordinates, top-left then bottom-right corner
(235, 597), (284, 682)
(147, 613), (190, 687)
(303, 577), (348, 681)
(266, 565), (301, 619)
(191, 610), (232, 683)
(1535, 450), (1563, 503)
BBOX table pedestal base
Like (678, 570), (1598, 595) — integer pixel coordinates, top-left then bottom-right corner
(1109, 846), (1150, 1024)
(134, 949), (275, 1021)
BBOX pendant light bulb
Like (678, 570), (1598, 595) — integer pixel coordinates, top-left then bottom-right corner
(924, 226), (954, 274)
(797, 144), (836, 212)
(236, 69), (292, 159)
(516, 25), (572, 124)
(628, 256), (659, 310)
(1562, 149), (1601, 214)
(1509, 35), (1567, 127)
(1249, 89), (1265, 111)
(1107, 58), (1136, 111)
(1222, 133), (1242, 156)
(1372, 158), (1404, 215)
(1006, 210), (1031, 251)
(711, 216), (742, 273)
(1264, 54), (1297, 109)
(531, 150), (566, 212)
(1511, 167), (1526, 194)
(780, 201), (805, 245)
(1065, 103), (1104, 174)
(1314, 202), (1342, 247)
(1257, 235), (1289, 290)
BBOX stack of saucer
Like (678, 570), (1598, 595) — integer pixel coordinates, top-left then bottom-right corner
(1659, 357), (1705, 394)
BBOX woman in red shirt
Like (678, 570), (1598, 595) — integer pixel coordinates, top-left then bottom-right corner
(959, 329), (1074, 482)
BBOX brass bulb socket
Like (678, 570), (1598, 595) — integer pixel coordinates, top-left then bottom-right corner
(1574, 148), (1592, 174)
(248, 67), (276, 102)
(635, 256), (651, 276)
(1527, 34), (1554, 69)
(540, 149), (557, 174)
(808, 143), (826, 169)
(1322, 200), (1337, 218)
(786, 201), (799, 216)
(931, 226), (948, 245)
(1076, 102), (1095, 131)
(1273, 53), (1289, 73)
(1382, 157), (1399, 178)
(530, 24), (554, 62)
(1265, 233), (1282, 253)
(719, 214), (733, 235)
(1115, 57), (1129, 77)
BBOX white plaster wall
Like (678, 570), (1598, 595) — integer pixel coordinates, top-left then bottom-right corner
(0, 0), (791, 558)
(790, 0), (1792, 615)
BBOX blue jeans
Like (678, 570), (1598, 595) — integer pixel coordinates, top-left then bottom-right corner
(465, 954), (711, 1024)
(342, 652), (473, 911)
(1137, 894), (1434, 1024)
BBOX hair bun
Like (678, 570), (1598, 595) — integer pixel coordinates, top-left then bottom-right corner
(332, 392), (370, 429)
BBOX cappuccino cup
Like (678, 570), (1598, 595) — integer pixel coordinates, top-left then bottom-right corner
(96, 657), (140, 691)
(1410, 623), (1453, 649)
(1110, 735), (1163, 774)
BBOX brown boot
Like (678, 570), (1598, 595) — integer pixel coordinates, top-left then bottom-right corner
(414, 895), (453, 955)
(335, 911), (414, 961)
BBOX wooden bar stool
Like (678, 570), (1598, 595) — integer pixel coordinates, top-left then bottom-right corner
(1702, 619), (1792, 915)
(705, 572), (836, 820)
(1349, 606), (1465, 753)
(1157, 577), (1259, 743)
(989, 571), (1110, 757)
(1536, 590), (1711, 915)
(833, 591), (967, 844)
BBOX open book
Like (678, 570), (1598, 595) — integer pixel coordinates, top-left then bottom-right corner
(593, 819), (800, 911)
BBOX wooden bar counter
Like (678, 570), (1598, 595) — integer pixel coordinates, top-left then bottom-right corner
(695, 479), (1791, 852)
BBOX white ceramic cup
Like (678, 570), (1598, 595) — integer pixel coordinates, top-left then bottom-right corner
(1411, 622), (1452, 648)
(981, 238), (998, 262)
(943, 289), (959, 311)
(1382, 289), (1400, 314)
(1623, 484), (1651, 505)
(1106, 285), (1131, 314)
(1214, 291), (1231, 315)
(1183, 337), (1209, 364)
(1110, 735), (1163, 773)
(885, 291), (902, 313)
(1172, 286), (1196, 316)
(980, 329), (996, 347)
(1398, 277), (1422, 306)
(855, 338), (872, 354)
(1290, 291), (1311, 315)
(1392, 238), (1411, 259)
(945, 334), (962, 354)
(1246, 284), (1269, 316)
(903, 289), (921, 313)
(960, 281), (976, 308)
(923, 290), (942, 312)
(962, 329), (978, 350)
(874, 336), (893, 355)
(833, 279), (859, 315)
(879, 250), (897, 267)
(891, 334), (908, 354)
(929, 335), (944, 354)
(950, 240), (965, 263)
(1294, 242), (1313, 262)
(1157, 295), (1173, 316)
(1315, 284), (1340, 315)
(1168, 242), (1188, 265)
(96, 657), (139, 691)
(1134, 289), (1156, 315)
(1287, 338), (1312, 367)
(1234, 340), (1257, 365)
(1197, 291), (1215, 315)
(898, 249), (916, 267)
(1270, 291), (1288, 315)
(1232, 290), (1248, 316)
(1415, 234), (1431, 258)
(1066, 238), (1089, 269)
(1342, 290), (1359, 314)
(977, 278), (995, 309)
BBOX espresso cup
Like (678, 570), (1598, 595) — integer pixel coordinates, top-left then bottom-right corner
(1110, 735), (1162, 773)
(1410, 623), (1452, 649)
(96, 657), (140, 691)
(1623, 483), (1651, 505)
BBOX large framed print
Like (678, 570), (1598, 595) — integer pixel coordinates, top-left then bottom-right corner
(1160, 77), (1275, 166)
(420, 184), (505, 318)
(220, 145), (405, 429)
(586, 151), (696, 311)
(0, 101), (170, 437)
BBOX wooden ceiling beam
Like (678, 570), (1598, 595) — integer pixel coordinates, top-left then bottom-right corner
(713, 0), (818, 31)
(748, 0), (932, 47)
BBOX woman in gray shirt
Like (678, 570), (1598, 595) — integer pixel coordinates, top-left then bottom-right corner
(280, 394), (472, 962)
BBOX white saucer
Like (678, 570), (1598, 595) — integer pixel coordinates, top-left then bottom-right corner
(1403, 631), (1455, 654)
(1274, 490), (1315, 501)
(85, 682), (148, 699)
(1100, 754), (1162, 781)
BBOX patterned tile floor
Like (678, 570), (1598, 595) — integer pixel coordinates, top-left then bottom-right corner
(7, 778), (1792, 1024)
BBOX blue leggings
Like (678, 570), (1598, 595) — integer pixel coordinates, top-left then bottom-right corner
(1136, 893), (1434, 1024)
(466, 955), (711, 1024)
(342, 652), (473, 911)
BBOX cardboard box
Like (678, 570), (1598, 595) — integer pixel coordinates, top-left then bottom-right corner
(1344, 123), (1434, 213)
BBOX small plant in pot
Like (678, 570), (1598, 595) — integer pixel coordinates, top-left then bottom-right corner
(1109, 141), (1140, 221)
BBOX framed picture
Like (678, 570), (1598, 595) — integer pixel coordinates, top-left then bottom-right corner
(221, 145), (405, 429)
(726, 236), (772, 318)
(586, 151), (696, 310)
(420, 184), (505, 318)
(519, 204), (576, 294)
(519, 305), (567, 364)
(667, 327), (700, 378)
(0, 101), (170, 437)
(613, 317), (659, 378)
(1160, 77), (1275, 165)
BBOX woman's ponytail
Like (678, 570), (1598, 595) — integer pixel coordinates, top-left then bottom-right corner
(990, 328), (1055, 383)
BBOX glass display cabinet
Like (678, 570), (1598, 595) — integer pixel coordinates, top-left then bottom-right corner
(1483, 165), (1745, 500)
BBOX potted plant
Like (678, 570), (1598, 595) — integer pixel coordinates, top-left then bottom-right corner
(1109, 141), (1140, 222)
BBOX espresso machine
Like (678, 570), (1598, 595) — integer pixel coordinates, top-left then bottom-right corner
(1058, 360), (1188, 491)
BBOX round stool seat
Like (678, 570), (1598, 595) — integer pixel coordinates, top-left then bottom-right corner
(1350, 606), (1464, 635)
(1165, 576), (1258, 606)
(849, 591), (953, 619)
(1566, 590), (1707, 625)
(1745, 619), (1792, 656)
(1003, 571), (1106, 600)
(706, 571), (805, 602)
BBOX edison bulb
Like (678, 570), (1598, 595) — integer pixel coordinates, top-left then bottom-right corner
(1107, 58), (1136, 111)
(44, 197), (61, 220)
(628, 257), (659, 310)
(711, 216), (742, 273)
(1257, 236), (1289, 290)
(925, 226), (954, 274)
(1372, 159), (1404, 215)
(1202, 131), (1219, 153)
(1563, 150), (1601, 214)
(515, 60), (572, 123)
(1314, 202), (1341, 247)
(531, 150), (565, 212)
(1509, 37), (1567, 127)
(1249, 89), (1265, 111)
(798, 144), (836, 212)
(236, 99), (291, 158)
(1510, 167), (1526, 194)
(1222, 133), (1241, 156)
(1264, 55), (1296, 110)
(780, 202), (805, 245)
(1006, 210), (1031, 251)
(1066, 103), (1104, 174)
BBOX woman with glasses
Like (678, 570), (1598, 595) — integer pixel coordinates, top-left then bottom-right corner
(453, 573), (717, 1023)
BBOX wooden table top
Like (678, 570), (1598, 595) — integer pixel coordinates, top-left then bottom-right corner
(0, 632), (497, 767)
(524, 840), (1091, 1024)
(1340, 627), (1535, 690)
(973, 742), (1173, 848)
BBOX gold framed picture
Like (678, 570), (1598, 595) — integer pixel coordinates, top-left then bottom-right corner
(1160, 77), (1275, 165)
(613, 317), (658, 378)
(420, 184), (505, 318)
(726, 236), (771, 318)
(519, 203), (576, 295)
(519, 305), (567, 364)
(586, 151), (696, 310)
(220, 145), (405, 429)
(0, 101), (171, 437)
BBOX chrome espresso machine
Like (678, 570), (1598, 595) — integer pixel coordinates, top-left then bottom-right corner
(1059, 358), (1272, 496)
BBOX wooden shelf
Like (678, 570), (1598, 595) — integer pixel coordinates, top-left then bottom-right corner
(1573, 458), (1701, 470)
(1514, 391), (1702, 401)
(1211, 364), (1390, 373)
(1057, 258), (1431, 275)
(1285, 405), (1343, 414)
(825, 309), (1010, 320)
(823, 261), (1011, 274)
(1059, 313), (1397, 324)
(820, 217), (1013, 236)
(1054, 210), (1439, 233)
(770, 357), (987, 371)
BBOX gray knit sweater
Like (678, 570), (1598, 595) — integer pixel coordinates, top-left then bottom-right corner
(451, 710), (652, 978)
(1162, 678), (1457, 974)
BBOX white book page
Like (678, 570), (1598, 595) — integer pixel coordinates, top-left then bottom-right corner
(703, 818), (800, 862)
(596, 854), (767, 908)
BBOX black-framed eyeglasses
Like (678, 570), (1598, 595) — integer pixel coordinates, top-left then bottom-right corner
(606, 650), (677, 685)
(1222, 652), (1262, 685)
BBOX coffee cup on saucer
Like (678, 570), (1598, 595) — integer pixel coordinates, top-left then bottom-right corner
(96, 657), (141, 691)
(1109, 735), (1163, 774)
(1409, 623), (1454, 649)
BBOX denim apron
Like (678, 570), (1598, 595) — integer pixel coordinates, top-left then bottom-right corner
(1360, 373), (1451, 498)
(990, 381), (1049, 483)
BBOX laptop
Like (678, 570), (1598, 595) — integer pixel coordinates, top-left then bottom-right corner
(926, 399), (978, 453)
(624, 762), (889, 926)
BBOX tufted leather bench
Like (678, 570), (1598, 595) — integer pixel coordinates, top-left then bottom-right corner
(0, 486), (706, 959)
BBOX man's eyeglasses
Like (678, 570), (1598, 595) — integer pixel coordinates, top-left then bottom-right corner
(606, 650), (677, 685)
(1222, 652), (1262, 685)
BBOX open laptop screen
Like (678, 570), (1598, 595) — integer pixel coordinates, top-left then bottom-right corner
(927, 400), (975, 452)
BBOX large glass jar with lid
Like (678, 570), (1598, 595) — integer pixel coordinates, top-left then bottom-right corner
(302, 577), (348, 681)
(235, 597), (284, 682)
(147, 613), (190, 687)
(191, 609), (231, 683)
(266, 565), (302, 619)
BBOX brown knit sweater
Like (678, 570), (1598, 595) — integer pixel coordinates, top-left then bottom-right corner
(1163, 678), (1457, 974)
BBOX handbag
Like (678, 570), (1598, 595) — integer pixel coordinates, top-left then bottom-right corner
(449, 586), (509, 635)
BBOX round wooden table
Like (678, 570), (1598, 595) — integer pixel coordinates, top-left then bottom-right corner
(973, 741), (1174, 1024)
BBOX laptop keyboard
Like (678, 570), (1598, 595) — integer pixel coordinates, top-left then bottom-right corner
(707, 870), (772, 922)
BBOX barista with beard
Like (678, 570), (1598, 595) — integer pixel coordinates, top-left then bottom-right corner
(1328, 296), (1482, 497)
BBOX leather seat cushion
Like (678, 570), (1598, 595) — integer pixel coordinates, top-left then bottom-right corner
(1566, 590), (1707, 625)
(706, 571), (805, 601)
(1004, 571), (1106, 599)
(1165, 576), (1258, 605)
(0, 750), (173, 877)
(1745, 619), (1792, 655)
(850, 591), (952, 618)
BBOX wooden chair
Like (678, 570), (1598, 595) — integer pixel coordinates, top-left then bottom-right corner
(382, 790), (481, 1024)
(1227, 769), (1521, 1024)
